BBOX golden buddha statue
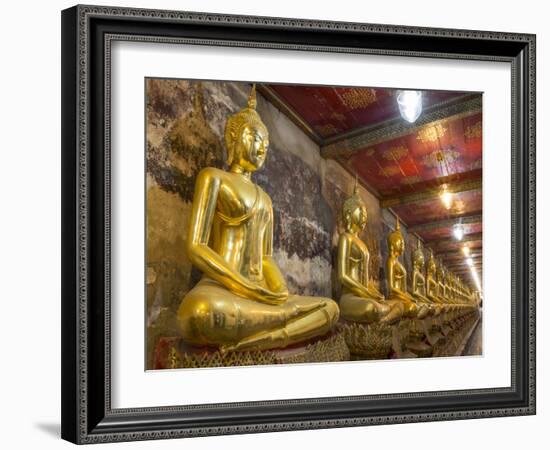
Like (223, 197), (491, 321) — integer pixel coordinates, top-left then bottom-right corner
(436, 260), (448, 303)
(410, 240), (443, 346)
(177, 85), (339, 352)
(446, 271), (457, 304)
(337, 181), (403, 324)
(426, 249), (444, 305)
(411, 241), (432, 306)
(386, 218), (429, 319)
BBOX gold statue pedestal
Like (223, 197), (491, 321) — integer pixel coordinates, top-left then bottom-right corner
(154, 330), (350, 369)
(391, 320), (418, 359)
(405, 319), (433, 358)
(423, 317), (444, 346)
(338, 320), (393, 360)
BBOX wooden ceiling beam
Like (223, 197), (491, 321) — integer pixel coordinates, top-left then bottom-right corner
(321, 94), (481, 158)
(442, 259), (482, 268)
(441, 257), (482, 265)
(438, 250), (482, 258)
(426, 234), (483, 253)
(425, 232), (483, 245)
(408, 213), (482, 233)
(381, 178), (481, 208)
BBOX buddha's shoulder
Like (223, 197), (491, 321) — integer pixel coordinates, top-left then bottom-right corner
(196, 166), (227, 180)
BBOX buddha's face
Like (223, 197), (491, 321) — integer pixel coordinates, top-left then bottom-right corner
(396, 238), (404, 255)
(389, 234), (404, 256)
(414, 252), (424, 269)
(233, 124), (269, 172)
(346, 205), (367, 233)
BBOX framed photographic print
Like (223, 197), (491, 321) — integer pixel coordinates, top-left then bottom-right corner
(61, 4), (536, 444)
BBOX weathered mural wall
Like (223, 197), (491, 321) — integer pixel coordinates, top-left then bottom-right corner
(146, 79), (396, 367)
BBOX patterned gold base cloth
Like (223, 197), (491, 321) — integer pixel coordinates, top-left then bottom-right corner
(338, 320), (393, 359)
(154, 329), (350, 369)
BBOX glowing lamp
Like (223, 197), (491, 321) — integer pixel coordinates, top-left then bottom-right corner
(397, 90), (423, 123)
(453, 223), (465, 241)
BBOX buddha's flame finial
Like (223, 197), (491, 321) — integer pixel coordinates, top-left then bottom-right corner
(396, 216), (400, 231)
(248, 83), (257, 110)
(353, 174), (359, 195)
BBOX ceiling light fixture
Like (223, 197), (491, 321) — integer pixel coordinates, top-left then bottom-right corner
(462, 245), (470, 256)
(453, 222), (465, 241)
(440, 184), (453, 210)
(397, 90), (423, 123)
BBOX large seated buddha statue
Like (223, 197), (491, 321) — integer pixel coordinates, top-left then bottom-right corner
(337, 181), (403, 325)
(177, 85), (339, 353)
(386, 218), (429, 319)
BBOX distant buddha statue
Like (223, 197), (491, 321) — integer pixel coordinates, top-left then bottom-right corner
(445, 270), (456, 304)
(177, 85), (339, 352)
(426, 249), (444, 305)
(436, 260), (448, 303)
(337, 180), (403, 324)
(411, 241), (439, 315)
(411, 240), (442, 345)
(385, 218), (429, 319)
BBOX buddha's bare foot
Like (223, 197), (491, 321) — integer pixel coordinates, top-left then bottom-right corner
(288, 301), (326, 320)
(417, 304), (432, 318)
(222, 328), (289, 353)
(219, 344), (236, 355)
(380, 302), (404, 325)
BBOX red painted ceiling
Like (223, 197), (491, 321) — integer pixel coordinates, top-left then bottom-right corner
(268, 85), (467, 139)
(347, 113), (482, 197)
(263, 83), (483, 289)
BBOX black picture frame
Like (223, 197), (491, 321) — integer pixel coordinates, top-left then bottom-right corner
(61, 4), (536, 444)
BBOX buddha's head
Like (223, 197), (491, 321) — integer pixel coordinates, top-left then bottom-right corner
(412, 240), (425, 271)
(387, 217), (405, 257)
(342, 177), (367, 233)
(224, 84), (269, 173)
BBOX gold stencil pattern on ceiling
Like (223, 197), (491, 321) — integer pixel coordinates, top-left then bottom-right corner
(340, 88), (377, 109)
(317, 123), (340, 137)
(464, 121), (482, 139)
(469, 159), (482, 170)
(400, 175), (423, 185)
(381, 145), (409, 161)
(452, 199), (466, 214)
(378, 165), (402, 177)
(422, 148), (460, 168)
(417, 123), (447, 143)
(331, 112), (347, 121)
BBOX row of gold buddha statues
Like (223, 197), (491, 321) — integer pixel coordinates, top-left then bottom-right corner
(168, 85), (479, 367)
